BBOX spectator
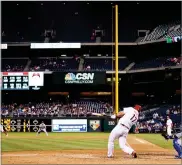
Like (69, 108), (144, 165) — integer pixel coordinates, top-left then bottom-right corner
(153, 112), (158, 119)
(148, 125), (152, 133)
(151, 119), (155, 124)
(173, 110), (178, 114)
(166, 109), (170, 115)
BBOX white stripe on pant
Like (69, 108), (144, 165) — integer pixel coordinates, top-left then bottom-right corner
(108, 124), (134, 157)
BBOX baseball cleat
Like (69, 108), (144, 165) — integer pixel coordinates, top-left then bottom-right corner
(132, 151), (137, 158)
(107, 156), (114, 158)
(175, 155), (182, 159)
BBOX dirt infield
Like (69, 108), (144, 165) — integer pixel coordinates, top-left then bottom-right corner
(2, 136), (181, 164)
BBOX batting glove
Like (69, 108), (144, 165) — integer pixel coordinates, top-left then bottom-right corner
(111, 114), (116, 119)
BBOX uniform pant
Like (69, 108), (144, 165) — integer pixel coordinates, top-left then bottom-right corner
(167, 127), (172, 136)
(108, 124), (134, 157)
(37, 129), (48, 136)
(173, 138), (182, 157)
(0, 126), (4, 132)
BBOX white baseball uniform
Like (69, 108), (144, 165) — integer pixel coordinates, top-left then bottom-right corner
(37, 123), (48, 136)
(166, 118), (173, 136)
(108, 107), (139, 157)
(0, 124), (4, 132)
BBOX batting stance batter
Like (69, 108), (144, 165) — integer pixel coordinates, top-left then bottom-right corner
(36, 121), (48, 136)
(0, 124), (8, 136)
(107, 105), (142, 158)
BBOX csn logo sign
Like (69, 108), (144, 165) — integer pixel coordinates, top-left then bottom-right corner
(64, 73), (94, 84)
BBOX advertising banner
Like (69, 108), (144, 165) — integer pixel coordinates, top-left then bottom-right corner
(1, 118), (52, 132)
(30, 119), (51, 132)
(53, 72), (106, 85)
(88, 120), (101, 132)
(103, 118), (117, 132)
(52, 119), (87, 132)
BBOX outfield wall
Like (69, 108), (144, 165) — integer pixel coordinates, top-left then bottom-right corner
(1, 117), (118, 133)
(2, 117), (180, 133)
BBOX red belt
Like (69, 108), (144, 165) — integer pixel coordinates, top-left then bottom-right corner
(121, 124), (129, 130)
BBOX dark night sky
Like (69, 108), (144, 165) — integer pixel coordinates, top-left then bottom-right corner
(1, 1), (181, 42)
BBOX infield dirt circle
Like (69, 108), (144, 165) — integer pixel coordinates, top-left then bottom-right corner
(2, 136), (181, 164)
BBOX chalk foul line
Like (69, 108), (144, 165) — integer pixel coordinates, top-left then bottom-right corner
(135, 138), (146, 144)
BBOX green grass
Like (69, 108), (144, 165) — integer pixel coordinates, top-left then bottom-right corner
(1, 133), (174, 152)
(134, 134), (173, 149)
(1, 132), (115, 152)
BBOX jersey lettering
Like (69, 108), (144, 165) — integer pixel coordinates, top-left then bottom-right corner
(130, 114), (137, 122)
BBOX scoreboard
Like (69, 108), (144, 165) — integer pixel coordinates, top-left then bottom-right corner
(2, 72), (29, 90)
(1, 72), (44, 90)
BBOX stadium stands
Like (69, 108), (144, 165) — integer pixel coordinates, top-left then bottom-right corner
(1, 100), (181, 133)
(2, 59), (28, 72)
(1, 101), (113, 117)
(131, 56), (182, 70)
(2, 56), (181, 72)
(2, 57), (132, 71)
(140, 22), (181, 42)
(137, 104), (181, 132)
(83, 58), (130, 71)
(30, 58), (79, 71)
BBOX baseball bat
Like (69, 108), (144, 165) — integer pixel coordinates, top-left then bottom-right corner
(91, 113), (111, 117)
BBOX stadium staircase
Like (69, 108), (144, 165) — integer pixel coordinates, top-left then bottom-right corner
(78, 57), (84, 71)
(24, 59), (32, 71)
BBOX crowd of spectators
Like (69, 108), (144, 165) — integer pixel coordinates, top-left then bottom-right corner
(1, 101), (113, 117)
(136, 104), (181, 133)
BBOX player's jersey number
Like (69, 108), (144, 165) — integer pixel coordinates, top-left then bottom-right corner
(130, 114), (137, 122)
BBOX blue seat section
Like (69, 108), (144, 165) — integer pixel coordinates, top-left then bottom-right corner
(83, 58), (130, 71)
(132, 57), (181, 70)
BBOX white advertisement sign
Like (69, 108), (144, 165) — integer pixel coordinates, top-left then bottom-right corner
(52, 119), (87, 132)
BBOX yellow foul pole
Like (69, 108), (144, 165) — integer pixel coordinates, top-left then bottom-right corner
(115, 5), (119, 115)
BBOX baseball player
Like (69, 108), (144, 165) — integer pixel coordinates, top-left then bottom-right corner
(107, 104), (142, 158)
(0, 124), (8, 136)
(36, 121), (48, 136)
(173, 132), (182, 159)
(162, 131), (182, 159)
(166, 116), (173, 138)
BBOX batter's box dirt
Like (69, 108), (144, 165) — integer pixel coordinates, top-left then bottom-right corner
(2, 150), (181, 164)
(53, 153), (98, 159)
